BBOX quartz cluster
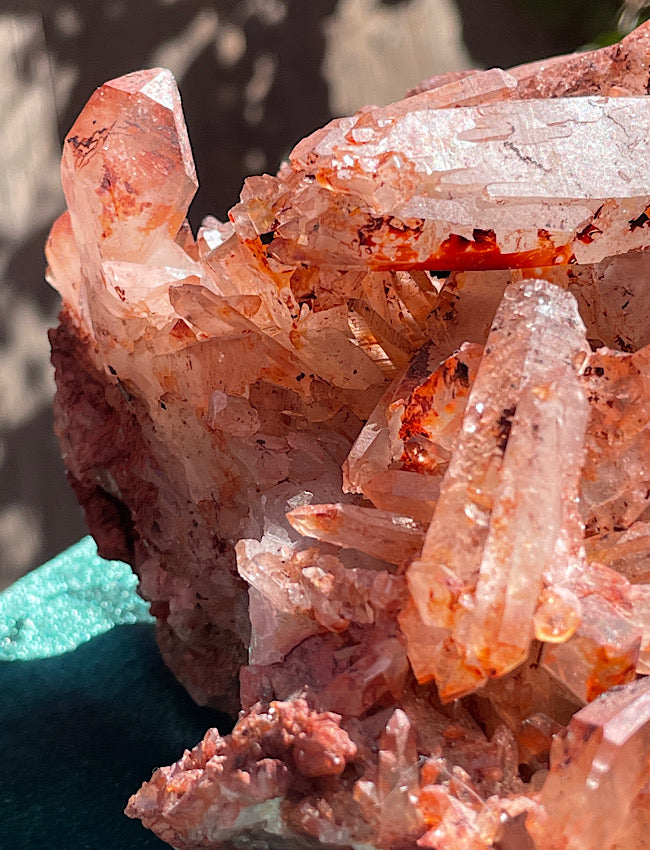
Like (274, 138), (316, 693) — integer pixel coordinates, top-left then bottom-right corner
(47, 21), (650, 850)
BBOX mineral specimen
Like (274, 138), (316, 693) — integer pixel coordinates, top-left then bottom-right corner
(47, 21), (650, 850)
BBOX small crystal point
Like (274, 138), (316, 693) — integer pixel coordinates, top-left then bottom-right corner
(287, 502), (425, 565)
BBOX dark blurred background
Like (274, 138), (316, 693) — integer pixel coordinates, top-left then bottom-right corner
(0, 0), (644, 589)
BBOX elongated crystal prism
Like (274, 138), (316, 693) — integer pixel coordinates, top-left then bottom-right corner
(257, 98), (650, 272)
(405, 279), (589, 700)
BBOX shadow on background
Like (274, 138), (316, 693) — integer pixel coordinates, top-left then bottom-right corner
(0, 621), (233, 850)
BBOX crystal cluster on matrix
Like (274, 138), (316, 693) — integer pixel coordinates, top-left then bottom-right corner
(46, 21), (650, 850)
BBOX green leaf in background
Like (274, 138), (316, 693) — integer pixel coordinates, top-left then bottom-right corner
(515, 0), (649, 49)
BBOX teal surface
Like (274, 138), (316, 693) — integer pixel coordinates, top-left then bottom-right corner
(0, 538), (233, 850)
(0, 536), (153, 661)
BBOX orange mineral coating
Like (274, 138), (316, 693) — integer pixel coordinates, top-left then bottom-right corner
(368, 231), (576, 273)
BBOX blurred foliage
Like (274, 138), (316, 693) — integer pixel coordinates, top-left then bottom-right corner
(515, 0), (650, 48)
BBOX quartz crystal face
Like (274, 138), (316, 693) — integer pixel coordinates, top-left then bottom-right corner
(47, 23), (650, 850)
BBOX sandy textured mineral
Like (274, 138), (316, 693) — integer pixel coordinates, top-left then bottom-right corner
(47, 21), (650, 850)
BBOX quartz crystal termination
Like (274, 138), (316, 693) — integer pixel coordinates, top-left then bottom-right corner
(46, 21), (650, 850)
